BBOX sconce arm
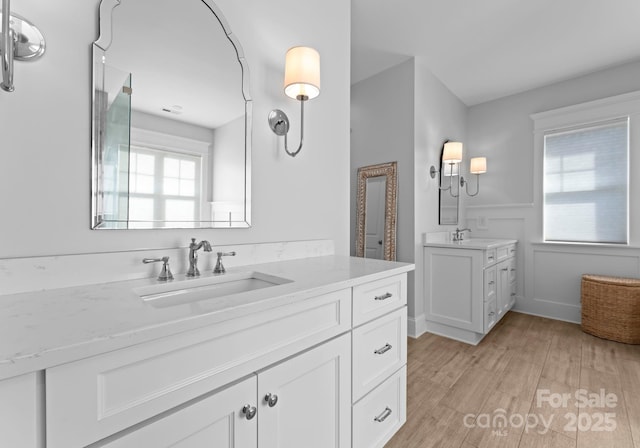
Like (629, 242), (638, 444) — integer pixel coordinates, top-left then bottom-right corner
(1, 0), (14, 92)
(460, 174), (480, 197)
(283, 99), (305, 157)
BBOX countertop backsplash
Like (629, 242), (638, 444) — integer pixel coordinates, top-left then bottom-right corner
(0, 239), (335, 296)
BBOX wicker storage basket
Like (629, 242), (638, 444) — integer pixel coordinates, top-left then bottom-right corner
(581, 274), (640, 344)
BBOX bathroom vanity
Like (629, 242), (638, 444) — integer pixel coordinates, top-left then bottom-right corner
(424, 239), (517, 345)
(0, 255), (412, 448)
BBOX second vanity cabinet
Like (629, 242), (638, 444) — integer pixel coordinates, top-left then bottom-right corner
(424, 239), (517, 345)
(41, 271), (408, 448)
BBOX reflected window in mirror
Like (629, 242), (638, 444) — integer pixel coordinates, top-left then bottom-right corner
(356, 162), (398, 261)
(91, 0), (252, 229)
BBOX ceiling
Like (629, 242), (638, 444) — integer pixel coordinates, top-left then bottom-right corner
(351, 0), (640, 105)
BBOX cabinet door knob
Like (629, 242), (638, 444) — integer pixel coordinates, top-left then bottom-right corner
(374, 343), (393, 355)
(488, 311), (495, 317)
(374, 406), (393, 423)
(242, 404), (257, 420)
(488, 281), (495, 285)
(374, 292), (393, 301)
(264, 393), (279, 407)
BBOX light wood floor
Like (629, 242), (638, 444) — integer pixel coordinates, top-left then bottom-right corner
(386, 311), (640, 448)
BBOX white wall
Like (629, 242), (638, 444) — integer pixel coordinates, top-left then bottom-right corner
(465, 61), (640, 322)
(413, 58), (468, 336)
(0, 0), (350, 259)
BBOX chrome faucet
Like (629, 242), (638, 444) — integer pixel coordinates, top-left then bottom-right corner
(453, 228), (471, 242)
(187, 238), (212, 277)
(214, 251), (236, 274)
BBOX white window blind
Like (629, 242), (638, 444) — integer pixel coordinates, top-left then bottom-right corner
(543, 118), (629, 244)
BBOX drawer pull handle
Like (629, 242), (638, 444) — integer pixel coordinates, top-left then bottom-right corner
(488, 311), (495, 317)
(510, 268), (516, 272)
(510, 249), (515, 253)
(374, 292), (393, 301)
(511, 293), (516, 297)
(264, 393), (278, 407)
(488, 256), (494, 260)
(374, 343), (393, 355)
(501, 268), (509, 271)
(242, 404), (257, 420)
(488, 281), (495, 285)
(374, 407), (393, 423)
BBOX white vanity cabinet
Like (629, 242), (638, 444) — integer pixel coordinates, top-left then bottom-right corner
(424, 239), (517, 345)
(38, 270), (409, 448)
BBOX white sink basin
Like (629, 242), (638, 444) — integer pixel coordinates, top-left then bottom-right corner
(134, 271), (293, 308)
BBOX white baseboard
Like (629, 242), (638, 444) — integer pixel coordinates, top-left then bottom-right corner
(408, 314), (427, 339)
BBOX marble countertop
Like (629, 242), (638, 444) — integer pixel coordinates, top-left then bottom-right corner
(0, 255), (413, 381)
(424, 238), (518, 250)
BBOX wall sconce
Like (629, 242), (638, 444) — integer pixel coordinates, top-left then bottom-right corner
(0, 0), (46, 92)
(430, 141), (487, 197)
(268, 46), (321, 157)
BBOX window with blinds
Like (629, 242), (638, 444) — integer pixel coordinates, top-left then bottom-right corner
(543, 118), (629, 244)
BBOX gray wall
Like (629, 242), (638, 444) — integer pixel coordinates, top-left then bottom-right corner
(465, 60), (640, 322)
(0, 0), (350, 258)
(350, 58), (415, 264)
(350, 58), (468, 335)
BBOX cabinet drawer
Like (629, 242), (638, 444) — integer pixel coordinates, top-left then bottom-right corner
(46, 289), (351, 448)
(484, 249), (497, 267)
(353, 366), (406, 448)
(99, 375), (257, 448)
(353, 274), (406, 326)
(484, 299), (497, 333)
(496, 244), (516, 261)
(484, 266), (497, 302)
(352, 308), (407, 401)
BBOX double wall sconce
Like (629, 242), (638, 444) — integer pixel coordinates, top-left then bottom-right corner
(268, 46), (321, 157)
(0, 0), (46, 92)
(430, 141), (487, 197)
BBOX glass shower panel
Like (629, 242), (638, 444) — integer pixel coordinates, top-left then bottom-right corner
(101, 70), (132, 228)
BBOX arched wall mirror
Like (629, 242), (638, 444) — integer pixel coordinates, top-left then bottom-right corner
(355, 162), (398, 261)
(438, 144), (459, 225)
(91, 0), (252, 229)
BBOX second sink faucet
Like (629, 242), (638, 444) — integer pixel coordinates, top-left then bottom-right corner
(453, 228), (471, 242)
(187, 238), (212, 277)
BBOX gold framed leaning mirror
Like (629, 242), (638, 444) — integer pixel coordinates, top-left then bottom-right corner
(356, 162), (398, 261)
(91, 0), (252, 229)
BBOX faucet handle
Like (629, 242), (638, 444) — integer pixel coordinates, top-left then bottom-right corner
(143, 256), (174, 281)
(213, 251), (236, 274)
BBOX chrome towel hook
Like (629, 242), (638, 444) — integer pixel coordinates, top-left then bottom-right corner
(0, 0), (45, 92)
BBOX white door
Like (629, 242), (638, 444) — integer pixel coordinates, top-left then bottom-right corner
(258, 334), (351, 448)
(99, 375), (257, 448)
(364, 176), (386, 259)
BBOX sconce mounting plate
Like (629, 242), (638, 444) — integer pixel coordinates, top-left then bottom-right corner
(0, 12), (45, 60)
(268, 109), (290, 136)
